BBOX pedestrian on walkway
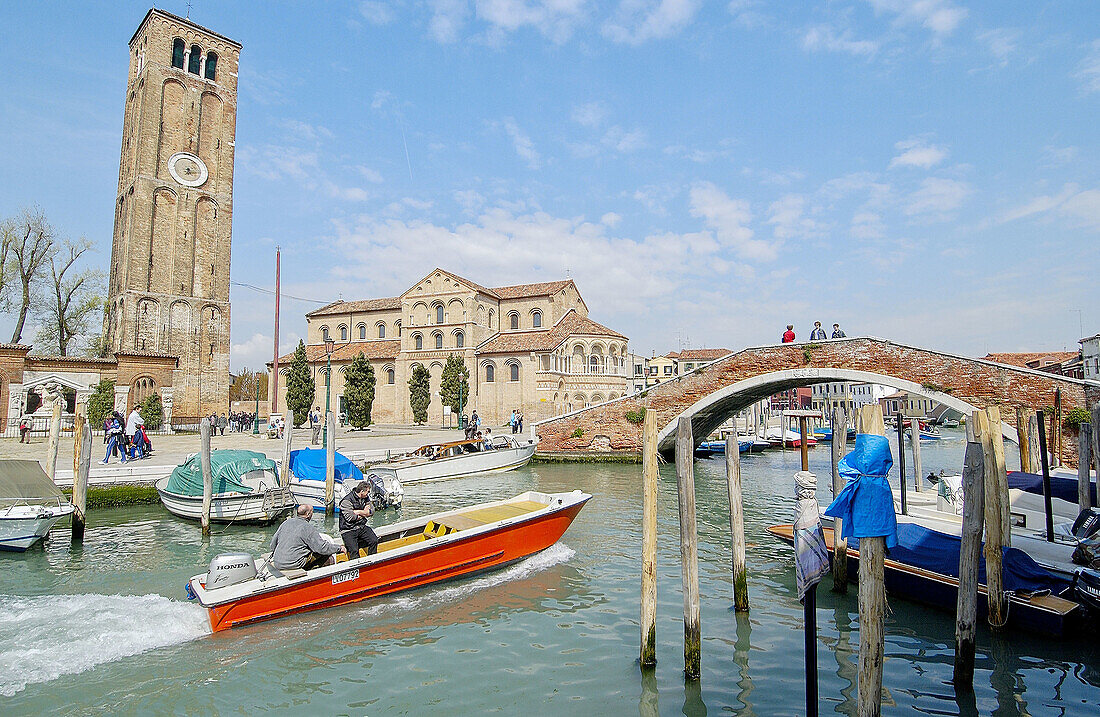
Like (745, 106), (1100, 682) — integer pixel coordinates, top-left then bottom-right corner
(782, 325), (795, 343)
(18, 414), (31, 443)
(831, 323), (846, 339)
(125, 407), (145, 459)
(809, 321), (827, 340)
(102, 413), (128, 464)
(510, 410), (517, 434)
(310, 407), (321, 445)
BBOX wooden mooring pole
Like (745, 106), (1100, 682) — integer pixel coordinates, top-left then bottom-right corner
(911, 416), (923, 493)
(1078, 422), (1092, 511)
(1053, 389), (1062, 469)
(976, 408), (1008, 629)
(1037, 412), (1055, 543)
(200, 417), (213, 537)
(325, 410), (337, 515)
(726, 432), (749, 612)
(1015, 407), (1031, 474)
(280, 409), (294, 488)
(1092, 404), (1100, 499)
(1027, 413), (1040, 474)
(71, 414), (91, 543)
(953, 421), (985, 688)
(45, 398), (62, 482)
(895, 416), (907, 515)
(640, 407), (659, 666)
(675, 416), (701, 679)
(830, 406), (849, 593)
(856, 403), (886, 717)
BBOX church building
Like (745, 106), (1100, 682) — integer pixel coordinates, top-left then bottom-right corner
(270, 269), (630, 427)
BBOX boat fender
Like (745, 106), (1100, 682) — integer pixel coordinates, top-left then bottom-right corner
(206, 552), (258, 589)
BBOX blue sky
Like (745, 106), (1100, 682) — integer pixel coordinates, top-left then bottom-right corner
(3, 1), (1099, 371)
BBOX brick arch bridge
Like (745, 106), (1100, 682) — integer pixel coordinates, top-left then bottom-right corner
(534, 337), (1099, 465)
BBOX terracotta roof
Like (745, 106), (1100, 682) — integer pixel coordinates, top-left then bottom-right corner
(491, 280), (574, 299)
(476, 309), (627, 355)
(307, 297), (402, 318)
(271, 340), (400, 365)
(0, 343), (33, 351)
(984, 351), (1077, 369)
(115, 350), (180, 360)
(667, 348), (731, 362)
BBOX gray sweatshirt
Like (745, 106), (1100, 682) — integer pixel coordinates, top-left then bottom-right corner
(269, 516), (339, 569)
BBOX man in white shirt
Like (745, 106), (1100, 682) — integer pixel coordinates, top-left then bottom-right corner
(125, 407), (145, 459)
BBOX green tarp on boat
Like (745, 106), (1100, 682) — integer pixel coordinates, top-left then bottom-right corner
(165, 450), (277, 497)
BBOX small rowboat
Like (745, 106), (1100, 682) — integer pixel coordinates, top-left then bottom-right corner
(187, 489), (591, 631)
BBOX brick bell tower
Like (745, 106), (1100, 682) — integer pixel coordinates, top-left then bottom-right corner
(105, 9), (241, 418)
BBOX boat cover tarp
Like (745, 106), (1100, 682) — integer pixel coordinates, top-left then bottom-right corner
(793, 470), (829, 601)
(1008, 471), (1097, 507)
(824, 434), (899, 549)
(289, 448), (363, 484)
(165, 450), (276, 496)
(853, 523), (1071, 596)
(0, 460), (63, 507)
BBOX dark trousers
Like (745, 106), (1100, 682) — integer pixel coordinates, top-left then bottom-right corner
(341, 524), (379, 556)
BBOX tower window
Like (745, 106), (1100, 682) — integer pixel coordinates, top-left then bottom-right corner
(510, 363), (520, 382)
(204, 52), (217, 80)
(509, 312), (519, 330)
(188, 45), (202, 75)
(434, 331), (443, 349)
(532, 310), (542, 328)
(455, 331), (464, 348)
(485, 364), (495, 382)
(172, 39), (185, 69)
(377, 323), (385, 339)
(436, 304), (444, 324)
(340, 326), (347, 341)
(387, 369), (395, 384)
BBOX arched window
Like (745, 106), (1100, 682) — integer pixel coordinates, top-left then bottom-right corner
(509, 363), (520, 382)
(188, 45), (202, 74)
(322, 326), (330, 341)
(532, 310), (542, 328)
(485, 364), (495, 382)
(455, 331), (464, 348)
(340, 325), (348, 341)
(509, 312), (519, 330)
(386, 368), (395, 384)
(413, 333), (423, 350)
(204, 51), (217, 80)
(377, 323), (385, 339)
(488, 309), (495, 329)
(171, 38), (185, 69)
(394, 320), (401, 335)
(589, 355), (600, 373)
(433, 331), (443, 349)
(358, 324), (367, 340)
(435, 304), (445, 324)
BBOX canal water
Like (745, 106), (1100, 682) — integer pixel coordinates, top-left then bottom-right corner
(3, 430), (1099, 714)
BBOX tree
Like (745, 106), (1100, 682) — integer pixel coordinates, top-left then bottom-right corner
(343, 352), (376, 429)
(230, 369), (268, 403)
(438, 353), (469, 419)
(7, 207), (56, 344)
(140, 393), (163, 430)
(284, 340), (315, 427)
(35, 237), (103, 356)
(408, 364), (431, 425)
(87, 379), (115, 426)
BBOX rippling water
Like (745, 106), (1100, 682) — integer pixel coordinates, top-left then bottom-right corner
(3, 430), (1099, 714)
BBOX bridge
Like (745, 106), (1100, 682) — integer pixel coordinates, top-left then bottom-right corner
(534, 337), (1099, 465)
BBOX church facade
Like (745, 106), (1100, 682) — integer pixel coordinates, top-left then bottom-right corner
(104, 9), (240, 418)
(270, 269), (631, 427)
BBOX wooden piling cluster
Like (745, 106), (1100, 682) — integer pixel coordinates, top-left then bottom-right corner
(71, 413), (91, 542)
(45, 399), (63, 482)
(953, 421), (986, 687)
(855, 404), (886, 717)
(726, 433), (749, 612)
(200, 416), (213, 537)
(1079, 422), (1093, 510)
(975, 408), (1009, 628)
(640, 408), (658, 667)
(675, 417), (701, 679)
(830, 406), (848, 593)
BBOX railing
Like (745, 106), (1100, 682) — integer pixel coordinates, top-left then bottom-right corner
(539, 367), (631, 378)
(3, 416), (219, 439)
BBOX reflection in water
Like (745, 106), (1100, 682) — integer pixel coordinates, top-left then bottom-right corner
(639, 666), (659, 717)
(732, 611), (755, 716)
(830, 602), (856, 715)
(683, 677), (707, 717)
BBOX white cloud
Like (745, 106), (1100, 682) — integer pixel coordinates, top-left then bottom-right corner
(1001, 184), (1079, 223)
(603, 126), (646, 153)
(977, 28), (1019, 66)
(371, 90), (393, 110)
(1041, 146), (1078, 166)
(1001, 184), (1100, 231)
(1061, 190), (1100, 231)
(571, 102), (608, 128)
(355, 165), (384, 183)
(499, 117), (541, 169)
(866, 0), (967, 37)
(359, 1), (396, 25)
(766, 195), (823, 241)
(602, 0), (703, 45)
(801, 26), (878, 56)
(689, 182), (776, 261)
(231, 332), (273, 370)
(428, 0), (470, 43)
(889, 137), (948, 169)
(904, 177), (972, 217)
(728, 0), (768, 29)
(600, 212), (621, 227)
(850, 211), (886, 239)
(1077, 40), (1100, 94)
(477, 0), (589, 44)
(454, 189), (486, 213)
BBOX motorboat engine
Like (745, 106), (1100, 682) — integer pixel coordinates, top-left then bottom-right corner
(1071, 508), (1100, 541)
(1070, 509), (1100, 569)
(206, 552), (257, 589)
(366, 472), (404, 510)
(1071, 569), (1100, 619)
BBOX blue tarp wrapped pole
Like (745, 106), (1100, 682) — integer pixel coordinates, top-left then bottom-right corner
(823, 434), (898, 549)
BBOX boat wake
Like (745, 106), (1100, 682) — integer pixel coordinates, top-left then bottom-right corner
(0, 593), (210, 697)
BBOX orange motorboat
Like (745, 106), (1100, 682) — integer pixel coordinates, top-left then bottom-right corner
(186, 490), (591, 632)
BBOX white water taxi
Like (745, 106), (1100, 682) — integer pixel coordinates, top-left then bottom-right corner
(367, 435), (536, 484)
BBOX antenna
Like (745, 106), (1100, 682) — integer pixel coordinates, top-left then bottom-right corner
(185, 0), (192, 19)
(1070, 309), (1084, 340)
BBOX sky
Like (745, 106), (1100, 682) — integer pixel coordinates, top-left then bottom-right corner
(2, 0), (1099, 372)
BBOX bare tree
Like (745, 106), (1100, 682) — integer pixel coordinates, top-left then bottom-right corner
(35, 238), (103, 356)
(8, 207), (56, 343)
(0, 215), (18, 308)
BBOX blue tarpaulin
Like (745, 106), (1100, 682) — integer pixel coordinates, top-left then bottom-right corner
(1007, 471), (1096, 506)
(824, 433), (898, 549)
(852, 523), (1071, 596)
(288, 448), (363, 484)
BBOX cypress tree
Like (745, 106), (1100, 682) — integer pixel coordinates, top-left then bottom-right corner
(438, 353), (469, 418)
(343, 352), (376, 429)
(285, 340), (315, 427)
(408, 363), (431, 425)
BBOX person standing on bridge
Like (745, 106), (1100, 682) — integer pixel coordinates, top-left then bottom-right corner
(809, 321), (828, 340)
(831, 323), (846, 339)
(782, 325), (796, 343)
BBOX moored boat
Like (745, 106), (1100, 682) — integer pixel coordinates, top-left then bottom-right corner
(763, 427), (817, 448)
(186, 489), (591, 631)
(156, 450), (295, 524)
(287, 448), (358, 510)
(0, 460), (75, 551)
(367, 434), (536, 484)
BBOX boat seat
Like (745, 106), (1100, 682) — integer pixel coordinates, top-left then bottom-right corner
(335, 552), (348, 563)
(424, 520), (457, 537)
(282, 567), (308, 580)
(443, 501), (546, 530)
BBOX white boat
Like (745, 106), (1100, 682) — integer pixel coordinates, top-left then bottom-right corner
(285, 448), (358, 510)
(0, 460), (75, 551)
(368, 435), (536, 484)
(155, 450), (295, 524)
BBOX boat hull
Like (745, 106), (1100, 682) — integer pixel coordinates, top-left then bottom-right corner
(194, 492), (589, 631)
(0, 506), (74, 551)
(155, 477), (295, 524)
(374, 443), (536, 484)
(288, 478), (350, 510)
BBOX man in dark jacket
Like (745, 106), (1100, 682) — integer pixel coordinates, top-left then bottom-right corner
(831, 323), (846, 338)
(338, 482), (379, 556)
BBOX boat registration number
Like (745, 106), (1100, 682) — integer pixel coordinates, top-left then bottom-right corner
(332, 569), (359, 585)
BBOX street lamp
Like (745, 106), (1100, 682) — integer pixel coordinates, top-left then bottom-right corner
(459, 310), (466, 430)
(323, 337), (334, 448)
(252, 374), (260, 434)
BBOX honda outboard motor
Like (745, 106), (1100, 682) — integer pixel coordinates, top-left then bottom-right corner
(206, 552), (257, 589)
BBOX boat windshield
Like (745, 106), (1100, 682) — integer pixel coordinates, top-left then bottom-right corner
(0, 460), (65, 508)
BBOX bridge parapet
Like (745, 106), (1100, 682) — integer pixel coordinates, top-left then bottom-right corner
(533, 337), (1099, 466)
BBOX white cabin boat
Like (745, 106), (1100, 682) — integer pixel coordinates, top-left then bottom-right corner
(0, 460), (75, 551)
(368, 435), (536, 484)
